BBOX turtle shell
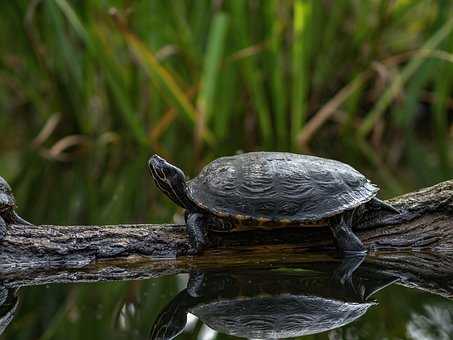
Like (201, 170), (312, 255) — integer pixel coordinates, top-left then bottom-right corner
(187, 152), (378, 222)
(192, 295), (373, 339)
(187, 270), (377, 339)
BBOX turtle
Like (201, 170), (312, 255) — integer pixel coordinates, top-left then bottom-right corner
(0, 176), (31, 241)
(148, 152), (399, 255)
(150, 256), (398, 339)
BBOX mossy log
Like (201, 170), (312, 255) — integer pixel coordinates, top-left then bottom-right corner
(0, 180), (452, 277)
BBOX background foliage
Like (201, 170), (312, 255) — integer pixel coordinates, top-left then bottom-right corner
(1, 0), (452, 225)
(0, 1), (452, 339)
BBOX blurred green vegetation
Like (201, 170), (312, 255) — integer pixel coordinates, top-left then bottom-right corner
(0, 0), (452, 225)
(0, 1), (452, 338)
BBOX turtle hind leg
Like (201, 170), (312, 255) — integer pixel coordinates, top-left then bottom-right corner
(0, 216), (6, 241)
(185, 212), (208, 255)
(330, 212), (366, 257)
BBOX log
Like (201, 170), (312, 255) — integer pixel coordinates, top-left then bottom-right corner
(0, 179), (452, 274)
(0, 251), (452, 301)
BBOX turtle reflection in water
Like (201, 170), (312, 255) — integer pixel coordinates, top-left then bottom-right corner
(148, 152), (399, 256)
(0, 286), (19, 336)
(150, 257), (398, 339)
(0, 176), (31, 240)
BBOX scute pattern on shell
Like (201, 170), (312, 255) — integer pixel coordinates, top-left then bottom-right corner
(187, 152), (378, 221)
(191, 295), (372, 338)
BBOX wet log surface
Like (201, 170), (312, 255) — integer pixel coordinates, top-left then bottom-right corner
(0, 179), (452, 292)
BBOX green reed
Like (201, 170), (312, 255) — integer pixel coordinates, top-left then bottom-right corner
(0, 2), (452, 339)
(0, 0), (452, 224)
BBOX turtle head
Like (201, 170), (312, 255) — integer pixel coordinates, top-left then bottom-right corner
(148, 155), (186, 187)
(0, 177), (15, 211)
(148, 155), (191, 209)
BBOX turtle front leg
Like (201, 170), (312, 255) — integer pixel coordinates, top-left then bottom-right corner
(185, 212), (208, 255)
(330, 211), (366, 257)
(0, 216), (6, 241)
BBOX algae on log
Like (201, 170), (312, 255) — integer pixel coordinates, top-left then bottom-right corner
(0, 180), (452, 271)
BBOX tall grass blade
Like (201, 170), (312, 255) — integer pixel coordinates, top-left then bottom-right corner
(268, 0), (288, 149)
(54, 0), (89, 46)
(359, 17), (453, 137)
(117, 21), (214, 145)
(297, 72), (368, 148)
(212, 62), (236, 140)
(196, 12), (229, 146)
(433, 44), (453, 177)
(230, 0), (273, 147)
(291, 0), (312, 149)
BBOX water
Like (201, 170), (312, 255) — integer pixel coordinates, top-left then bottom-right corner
(1, 254), (452, 339)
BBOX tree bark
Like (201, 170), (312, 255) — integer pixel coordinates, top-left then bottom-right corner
(0, 179), (452, 274)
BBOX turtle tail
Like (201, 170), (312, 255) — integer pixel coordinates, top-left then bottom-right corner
(369, 198), (400, 213)
(6, 210), (32, 226)
(355, 198), (404, 230)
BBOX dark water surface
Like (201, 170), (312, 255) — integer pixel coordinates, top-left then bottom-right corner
(1, 255), (452, 340)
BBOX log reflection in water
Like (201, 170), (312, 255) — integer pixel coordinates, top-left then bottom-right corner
(0, 251), (452, 337)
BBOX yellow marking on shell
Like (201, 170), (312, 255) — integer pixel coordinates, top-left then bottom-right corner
(300, 219), (329, 227)
(257, 217), (270, 225)
(213, 209), (228, 217)
(235, 214), (248, 220)
(280, 218), (292, 224)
